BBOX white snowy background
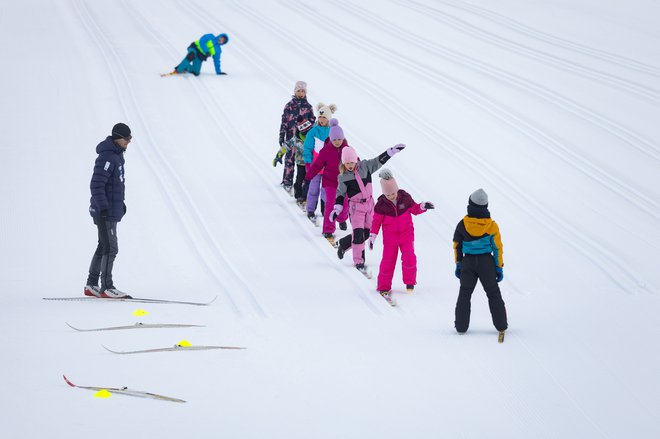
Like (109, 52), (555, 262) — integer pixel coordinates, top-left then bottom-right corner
(1, 0), (659, 437)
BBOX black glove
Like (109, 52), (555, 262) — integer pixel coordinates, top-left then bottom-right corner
(454, 263), (461, 279)
(100, 209), (109, 219)
(422, 202), (435, 210)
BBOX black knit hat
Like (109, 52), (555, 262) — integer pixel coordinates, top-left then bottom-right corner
(111, 123), (131, 140)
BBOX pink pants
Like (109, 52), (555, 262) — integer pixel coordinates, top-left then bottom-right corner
(322, 186), (349, 234)
(348, 198), (374, 265)
(377, 236), (417, 291)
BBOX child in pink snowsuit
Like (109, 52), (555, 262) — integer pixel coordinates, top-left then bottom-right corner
(304, 118), (350, 238)
(370, 169), (434, 293)
(332, 145), (406, 269)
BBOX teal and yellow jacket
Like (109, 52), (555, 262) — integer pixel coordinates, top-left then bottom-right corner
(195, 33), (229, 74)
(453, 216), (504, 268)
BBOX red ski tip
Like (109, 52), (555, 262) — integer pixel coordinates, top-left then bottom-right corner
(63, 375), (76, 387)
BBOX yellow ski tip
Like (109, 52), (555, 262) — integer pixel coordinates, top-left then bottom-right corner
(132, 309), (149, 316)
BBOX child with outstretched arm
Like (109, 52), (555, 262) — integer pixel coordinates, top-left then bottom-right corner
(370, 169), (434, 296)
(332, 144), (406, 275)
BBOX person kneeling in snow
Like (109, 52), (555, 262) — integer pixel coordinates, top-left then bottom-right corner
(174, 33), (229, 76)
(370, 169), (434, 295)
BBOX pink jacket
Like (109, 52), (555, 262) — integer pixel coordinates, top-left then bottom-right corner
(304, 138), (348, 188)
(371, 190), (426, 244)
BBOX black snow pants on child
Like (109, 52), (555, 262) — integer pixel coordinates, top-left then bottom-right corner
(454, 253), (508, 333)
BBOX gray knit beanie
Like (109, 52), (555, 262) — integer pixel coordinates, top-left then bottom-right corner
(469, 188), (488, 206)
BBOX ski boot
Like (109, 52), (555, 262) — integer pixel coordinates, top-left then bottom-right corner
(323, 233), (335, 246)
(101, 288), (132, 299)
(406, 284), (415, 293)
(84, 285), (102, 297)
(379, 290), (396, 306)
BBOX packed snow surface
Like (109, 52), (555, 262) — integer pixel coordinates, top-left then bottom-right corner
(1, 0), (659, 438)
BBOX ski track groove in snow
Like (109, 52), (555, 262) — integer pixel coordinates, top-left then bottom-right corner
(126, 0), (387, 316)
(116, 0), (269, 319)
(218, 0), (537, 297)
(394, 0), (660, 105)
(336, 0), (660, 164)
(269, 0), (653, 293)
(73, 0), (260, 318)
(435, 0), (660, 77)
(286, 0), (660, 223)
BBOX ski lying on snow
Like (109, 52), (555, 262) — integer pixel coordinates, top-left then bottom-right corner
(43, 295), (217, 306)
(66, 322), (205, 332)
(102, 344), (246, 354)
(63, 375), (185, 403)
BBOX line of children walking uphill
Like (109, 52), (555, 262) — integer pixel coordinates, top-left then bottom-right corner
(272, 80), (508, 336)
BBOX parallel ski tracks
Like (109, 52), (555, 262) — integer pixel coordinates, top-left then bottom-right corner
(287, 0), (660, 224)
(118, 0), (385, 316)
(228, 0), (652, 294)
(427, 0), (660, 78)
(395, 0), (660, 105)
(337, 0), (660, 164)
(72, 0), (266, 319)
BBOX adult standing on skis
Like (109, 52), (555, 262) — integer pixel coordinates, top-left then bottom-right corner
(84, 123), (132, 299)
(273, 81), (316, 194)
(453, 189), (508, 335)
(173, 33), (229, 76)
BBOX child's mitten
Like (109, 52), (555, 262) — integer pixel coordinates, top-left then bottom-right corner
(386, 144), (406, 157)
(369, 233), (377, 250)
(329, 204), (343, 222)
(495, 267), (504, 283)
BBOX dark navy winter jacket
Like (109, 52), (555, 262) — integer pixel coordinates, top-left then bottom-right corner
(89, 136), (126, 222)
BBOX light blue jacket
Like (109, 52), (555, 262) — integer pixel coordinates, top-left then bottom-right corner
(197, 33), (229, 74)
(302, 125), (330, 164)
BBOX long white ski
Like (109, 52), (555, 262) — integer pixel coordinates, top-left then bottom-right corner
(43, 295), (217, 306)
(63, 375), (186, 403)
(102, 344), (246, 354)
(66, 322), (205, 332)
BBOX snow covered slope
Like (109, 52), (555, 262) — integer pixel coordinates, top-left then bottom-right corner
(0, 0), (658, 437)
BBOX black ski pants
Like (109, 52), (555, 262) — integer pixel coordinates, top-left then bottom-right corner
(294, 164), (306, 200)
(454, 253), (508, 333)
(86, 218), (119, 291)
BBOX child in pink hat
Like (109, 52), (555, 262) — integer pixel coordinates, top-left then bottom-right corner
(331, 143), (406, 274)
(370, 169), (434, 295)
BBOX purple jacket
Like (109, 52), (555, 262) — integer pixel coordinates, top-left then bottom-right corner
(279, 96), (315, 144)
(305, 138), (348, 189)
